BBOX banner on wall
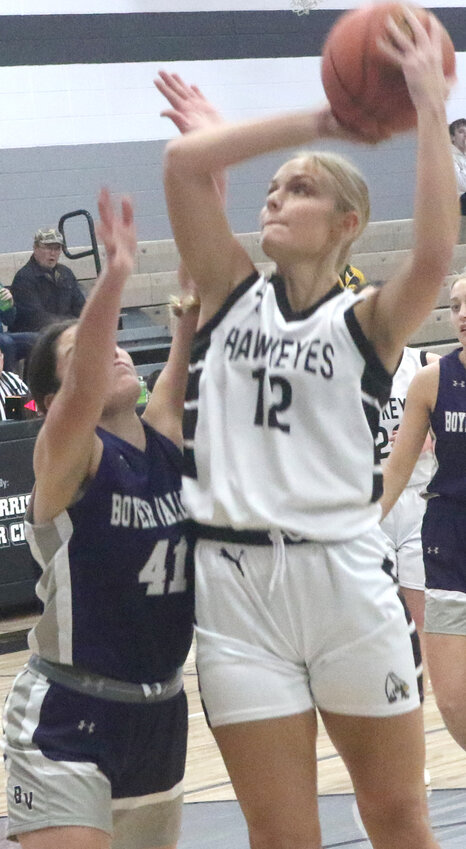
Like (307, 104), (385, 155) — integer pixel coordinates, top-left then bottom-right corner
(0, 420), (42, 607)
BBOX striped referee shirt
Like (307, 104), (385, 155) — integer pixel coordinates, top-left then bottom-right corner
(0, 371), (28, 420)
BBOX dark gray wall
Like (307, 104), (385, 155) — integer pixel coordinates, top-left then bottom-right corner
(0, 133), (417, 254)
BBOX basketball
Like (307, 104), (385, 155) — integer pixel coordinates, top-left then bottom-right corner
(321, 3), (455, 140)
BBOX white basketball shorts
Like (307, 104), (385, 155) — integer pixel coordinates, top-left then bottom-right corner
(194, 525), (421, 726)
(380, 483), (427, 592)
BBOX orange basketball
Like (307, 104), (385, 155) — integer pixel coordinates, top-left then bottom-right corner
(321, 2), (455, 140)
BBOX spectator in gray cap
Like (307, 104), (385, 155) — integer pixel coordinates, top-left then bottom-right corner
(10, 227), (85, 332)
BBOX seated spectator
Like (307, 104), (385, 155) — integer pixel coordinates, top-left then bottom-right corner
(449, 118), (466, 215)
(0, 347), (29, 421)
(10, 228), (85, 332)
(0, 282), (37, 373)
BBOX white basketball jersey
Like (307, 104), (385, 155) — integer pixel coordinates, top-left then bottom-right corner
(182, 273), (393, 542)
(377, 347), (435, 487)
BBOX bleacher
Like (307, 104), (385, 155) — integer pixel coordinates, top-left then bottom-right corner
(350, 216), (466, 356)
(1, 216), (466, 372)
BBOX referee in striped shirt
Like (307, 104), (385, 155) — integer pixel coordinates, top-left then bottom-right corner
(0, 348), (29, 421)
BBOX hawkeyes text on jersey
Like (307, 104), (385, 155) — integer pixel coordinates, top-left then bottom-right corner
(182, 272), (393, 542)
(377, 347), (435, 487)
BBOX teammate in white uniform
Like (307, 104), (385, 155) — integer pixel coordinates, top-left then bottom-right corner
(382, 274), (466, 753)
(379, 346), (439, 662)
(156, 13), (457, 849)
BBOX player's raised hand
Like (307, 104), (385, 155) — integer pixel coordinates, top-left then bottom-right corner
(96, 188), (137, 280)
(155, 71), (227, 203)
(377, 9), (454, 109)
(155, 70), (223, 135)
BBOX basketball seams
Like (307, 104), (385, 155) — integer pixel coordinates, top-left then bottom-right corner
(360, 9), (378, 125)
(365, 7), (405, 128)
(325, 50), (359, 127)
(321, 7), (370, 131)
(357, 6), (373, 102)
(321, 2), (455, 141)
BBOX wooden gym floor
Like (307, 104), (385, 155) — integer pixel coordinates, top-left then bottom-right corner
(1, 607), (465, 848)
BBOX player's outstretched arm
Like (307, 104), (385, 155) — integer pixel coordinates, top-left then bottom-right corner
(145, 73), (229, 444)
(357, 11), (458, 373)
(156, 72), (378, 321)
(156, 72), (228, 207)
(143, 263), (199, 449)
(380, 363), (438, 518)
(33, 189), (137, 517)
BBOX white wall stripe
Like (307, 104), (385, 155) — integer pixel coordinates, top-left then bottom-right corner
(1, 52), (465, 151)
(2, 1), (465, 13)
(0, 57), (326, 150)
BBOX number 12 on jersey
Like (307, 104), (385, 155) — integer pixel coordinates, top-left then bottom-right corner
(252, 368), (292, 433)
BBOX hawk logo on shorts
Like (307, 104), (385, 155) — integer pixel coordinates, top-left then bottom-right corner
(385, 672), (410, 703)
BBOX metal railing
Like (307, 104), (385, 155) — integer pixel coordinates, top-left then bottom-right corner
(58, 209), (101, 275)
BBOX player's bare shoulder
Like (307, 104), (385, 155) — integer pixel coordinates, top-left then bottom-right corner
(33, 428), (103, 524)
(408, 357), (440, 411)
